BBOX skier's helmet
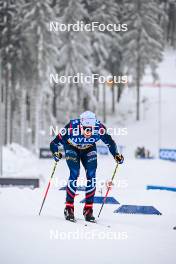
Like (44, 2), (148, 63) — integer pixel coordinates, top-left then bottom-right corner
(80, 111), (96, 127)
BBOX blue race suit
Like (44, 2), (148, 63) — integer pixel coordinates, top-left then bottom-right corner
(50, 119), (118, 205)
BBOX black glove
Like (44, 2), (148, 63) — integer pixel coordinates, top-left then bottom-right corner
(114, 154), (124, 164)
(53, 152), (62, 162)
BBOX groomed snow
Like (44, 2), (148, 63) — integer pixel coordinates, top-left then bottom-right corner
(0, 157), (176, 264)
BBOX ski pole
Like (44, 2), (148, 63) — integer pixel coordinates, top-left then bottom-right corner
(98, 162), (119, 218)
(39, 161), (57, 216)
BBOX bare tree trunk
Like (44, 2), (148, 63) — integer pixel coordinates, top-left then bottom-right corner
(111, 82), (115, 114)
(30, 87), (40, 152)
(5, 63), (12, 145)
(117, 72), (123, 103)
(136, 64), (140, 121)
(83, 96), (89, 111)
(10, 96), (15, 144)
(136, 29), (141, 121)
(30, 87), (36, 147)
(35, 96), (40, 151)
(94, 78), (99, 102)
(77, 85), (81, 113)
(136, 1), (141, 121)
(117, 83), (121, 102)
(33, 25), (43, 153)
(20, 84), (27, 146)
(52, 84), (57, 118)
(96, 84), (99, 102)
(0, 51), (4, 176)
(103, 83), (106, 123)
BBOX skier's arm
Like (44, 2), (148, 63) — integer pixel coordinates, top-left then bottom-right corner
(100, 124), (124, 164)
(100, 124), (118, 158)
(50, 123), (70, 154)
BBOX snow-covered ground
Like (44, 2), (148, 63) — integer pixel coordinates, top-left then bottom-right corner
(0, 157), (176, 264)
(0, 50), (176, 263)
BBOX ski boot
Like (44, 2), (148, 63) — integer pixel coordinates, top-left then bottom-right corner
(83, 203), (96, 223)
(64, 203), (75, 222)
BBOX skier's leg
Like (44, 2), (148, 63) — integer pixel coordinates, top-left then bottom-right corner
(81, 146), (97, 221)
(83, 146), (97, 203)
(64, 145), (80, 221)
(65, 145), (80, 205)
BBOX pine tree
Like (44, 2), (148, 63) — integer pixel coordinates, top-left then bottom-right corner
(21, 0), (58, 151)
(0, 0), (21, 145)
(123, 0), (164, 120)
(55, 0), (94, 116)
(87, 0), (123, 115)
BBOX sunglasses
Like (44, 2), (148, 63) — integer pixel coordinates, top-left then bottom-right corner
(82, 126), (93, 132)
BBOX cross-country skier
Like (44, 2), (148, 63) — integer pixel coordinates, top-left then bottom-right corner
(50, 111), (124, 222)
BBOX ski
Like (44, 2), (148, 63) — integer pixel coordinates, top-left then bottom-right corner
(84, 219), (97, 226)
(74, 218), (111, 228)
(65, 218), (77, 223)
(84, 221), (111, 228)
